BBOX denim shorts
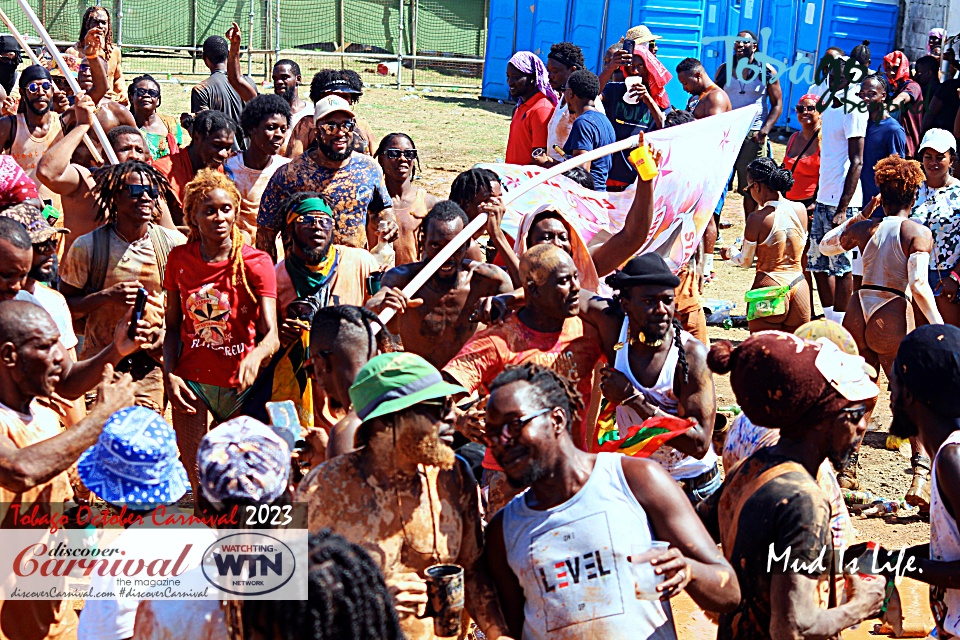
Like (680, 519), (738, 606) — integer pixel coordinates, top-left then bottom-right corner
(807, 203), (860, 276)
(680, 463), (722, 506)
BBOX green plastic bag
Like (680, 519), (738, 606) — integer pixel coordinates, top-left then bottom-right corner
(745, 284), (790, 321)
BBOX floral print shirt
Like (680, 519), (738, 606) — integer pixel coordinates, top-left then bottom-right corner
(911, 181), (960, 270)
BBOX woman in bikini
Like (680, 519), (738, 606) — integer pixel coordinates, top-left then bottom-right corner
(720, 157), (811, 333)
(128, 75), (182, 161)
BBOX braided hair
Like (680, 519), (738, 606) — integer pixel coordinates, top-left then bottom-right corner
(78, 6), (114, 55)
(449, 167), (505, 210)
(746, 156), (794, 195)
(310, 304), (392, 359)
(182, 169), (254, 301)
(488, 362), (585, 432)
(672, 317), (689, 384)
(373, 133), (421, 177)
(243, 529), (403, 640)
(91, 160), (176, 224)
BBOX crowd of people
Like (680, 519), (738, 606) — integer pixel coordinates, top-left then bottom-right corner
(0, 6), (958, 639)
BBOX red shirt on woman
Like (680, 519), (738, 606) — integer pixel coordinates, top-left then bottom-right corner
(784, 132), (820, 202)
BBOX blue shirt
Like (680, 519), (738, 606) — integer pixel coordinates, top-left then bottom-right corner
(861, 116), (907, 203)
(563, 109), (616, 191)
(601, 82), (670, 185)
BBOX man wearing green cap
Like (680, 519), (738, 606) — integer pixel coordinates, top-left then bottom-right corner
(271, 191), (379, 429)
(296, 351), (514, 640)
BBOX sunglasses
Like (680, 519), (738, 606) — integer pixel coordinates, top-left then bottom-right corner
(385, 148), (417, 160)
(484, 407), (552, 441)
(126, 183), (159, 200)
(25, 81), (52, 94)
(318, 119), (357, 134)
(79, 63), (90, 73)
(134, 87), (160, 98)
(796, 105), (817, 113)
(735, 38), (756, 45)
(294, 214), (334, 229)
(839, 405), (868, 423)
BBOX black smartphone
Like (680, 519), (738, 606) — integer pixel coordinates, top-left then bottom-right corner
(128, 287), (148, 340)
(622, 38), (636, 53)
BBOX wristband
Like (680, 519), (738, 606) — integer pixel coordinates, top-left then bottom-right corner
(950, 271), (960, 284)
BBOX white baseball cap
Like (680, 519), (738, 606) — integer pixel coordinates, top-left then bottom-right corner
(814, 340), (879, 402)
(918, 128), (957, 155)
(313, 95), (356, 123)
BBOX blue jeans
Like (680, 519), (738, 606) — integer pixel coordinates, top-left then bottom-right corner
(680, 463), (722, 506)
(807, 203), (861, 276)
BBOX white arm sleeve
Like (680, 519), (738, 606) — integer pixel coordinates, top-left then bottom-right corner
(819, 215), (858, 256)
(729, 239), (757, 268)
(908, 252), (944, 325)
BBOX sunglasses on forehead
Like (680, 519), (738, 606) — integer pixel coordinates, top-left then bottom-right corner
(385, 148), (417, 160)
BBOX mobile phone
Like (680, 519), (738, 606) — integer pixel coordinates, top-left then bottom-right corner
(622, 38), (635, 53)
(128, 287), (148, 340)
(266, 400), (301, 450)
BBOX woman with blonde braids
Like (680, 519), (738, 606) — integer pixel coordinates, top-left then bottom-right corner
(163, 169), (279, 490)
(820, 155), (942, 509)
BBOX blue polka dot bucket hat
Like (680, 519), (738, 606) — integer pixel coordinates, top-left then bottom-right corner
(77, 406), (189, 508)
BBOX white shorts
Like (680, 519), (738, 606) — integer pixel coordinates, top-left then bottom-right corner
(851, 248), (863, 277)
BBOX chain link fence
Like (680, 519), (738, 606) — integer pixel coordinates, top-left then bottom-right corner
(4, 0), (485, 88)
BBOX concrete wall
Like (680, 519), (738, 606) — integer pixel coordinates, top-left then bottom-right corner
(899, 0), (952, 62)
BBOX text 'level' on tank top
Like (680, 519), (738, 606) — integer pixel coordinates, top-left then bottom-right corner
(501, 452), (677, 640)
(613, 317), (718, 480)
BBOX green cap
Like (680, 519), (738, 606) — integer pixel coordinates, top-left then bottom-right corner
(349, 352), (466, 423)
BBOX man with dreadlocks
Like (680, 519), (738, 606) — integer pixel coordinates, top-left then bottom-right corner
(449, 166), (513, 265)
(65, 6), (126, 104)
(483, 363), (739, 639)
(59, 159), (185, 412)
(597, 253), (720, 505)
(270, 193), (379, 433)
(163, 170), (278, 490)
(296, 352), (514, 640)
(37, 94), (175, 256)
(366, 201), (513, 369)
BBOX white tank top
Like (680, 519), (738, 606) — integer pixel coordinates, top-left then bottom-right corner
(930, 430), (960, 636)
(613, 318), (719, 480)
(501, 453), (678, 640)
(862, 217), (910, 293)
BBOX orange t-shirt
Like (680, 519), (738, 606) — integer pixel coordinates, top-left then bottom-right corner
(442, 314), (604, 465)
(504, 92), (555, 165)
(154, 150), (224, 208)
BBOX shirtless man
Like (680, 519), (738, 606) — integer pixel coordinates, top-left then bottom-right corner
(295, 351), (513, 640)
(366, 201), (514, 369)
(36, 94), (174, 255)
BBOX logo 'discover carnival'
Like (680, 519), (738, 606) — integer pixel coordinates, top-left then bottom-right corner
(201, 532), (297, 596)
(186, 284), (232, 346)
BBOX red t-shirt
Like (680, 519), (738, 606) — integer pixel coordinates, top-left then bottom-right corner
(504, 92), (555, 165)
(442, 314), (604, 468)
(154, 150), (224, 208)
(163, 242), (277, 387)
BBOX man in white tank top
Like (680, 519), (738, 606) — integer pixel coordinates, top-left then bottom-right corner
(482, 362), (739, 640)
(593, 254), (721, 504)
(891, 326), (960, 639)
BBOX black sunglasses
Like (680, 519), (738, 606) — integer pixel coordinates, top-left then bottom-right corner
(126, 184), (159, 200)
(796, 105), (817, 113)
(318, 120), (357, 134)
(134, 87), (160, 99)
(385, 148), (417, 160)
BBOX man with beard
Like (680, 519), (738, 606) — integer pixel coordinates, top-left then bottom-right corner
(0, 66), (64, 208)
(0, 36), (22, 99)
(270, 194), (379, 431)
(482, 363), (739, 639)
(714, 30), (783, 217)
(0, 300), (136, 640)
(37, 94), (172, 256)
(295, 352), (514, 640)
(699, 331), (885, 639)
(366, 201), (512, 369)
(892, 326), (960, 639)
(597, 254), (720, 504)
(257, 95), (396, 260)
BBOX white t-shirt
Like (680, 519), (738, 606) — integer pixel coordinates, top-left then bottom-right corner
(16, 283), (78, 350)
(547, 99), (606, 161)
(817, 87), (867, 208)
(223, 153), (292, 244)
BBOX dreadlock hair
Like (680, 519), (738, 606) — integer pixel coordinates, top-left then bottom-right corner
(182, 169), (255, 301)
(78, 6), (113, 55)
(374, 132), (421, 177)
(488, 362), (584, 432)
(310, 304), (392, 363)
(243, 529), (403, 640)
(274, 58), (301, 77)
(449, 167), (504, 211)
(91, 160), (175, 224)
(127, 74), (161, 110)
(417, 200), (469, 255)
(873, 155), (925, 211)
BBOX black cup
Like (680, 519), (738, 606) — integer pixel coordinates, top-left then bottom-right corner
(418, 563), (464, 637)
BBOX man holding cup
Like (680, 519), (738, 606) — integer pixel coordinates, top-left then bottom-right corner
(295, 352), (514, 639)
(482, 362), (739, 639)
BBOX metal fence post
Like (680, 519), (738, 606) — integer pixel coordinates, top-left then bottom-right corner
(338, 0), (345, 70)
(115, 0), (123, 47)
(247, 0), (254, 76)
(191, 0), (198, 74)
(275, 0), (281, 64)
(396, 0), (403, 89)
(411, 0), (417, 86)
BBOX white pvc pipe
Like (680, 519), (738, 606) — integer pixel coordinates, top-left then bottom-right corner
(14, 0), (118, 165)
(375, 133), (643, 330)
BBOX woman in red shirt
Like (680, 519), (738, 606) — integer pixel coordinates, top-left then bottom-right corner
(163, 169), (279, 489)
(783, 93), (821, 315)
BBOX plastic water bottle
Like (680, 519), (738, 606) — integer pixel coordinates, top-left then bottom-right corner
(371, 221), (395, 269)
(722, 318), (733, 330)
(843, 490), (877, 505)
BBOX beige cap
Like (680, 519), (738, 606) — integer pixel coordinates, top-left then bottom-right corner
(313, 95), (356, 123)
(625, 25), (662, 44)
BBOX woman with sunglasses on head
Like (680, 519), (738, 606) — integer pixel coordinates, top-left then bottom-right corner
(163, 170), (278, 491)
(720, 158), (811, 333)
(128, 74), (183, 160)
(375, 133), (438, 265)
(59, 160), (186, 412)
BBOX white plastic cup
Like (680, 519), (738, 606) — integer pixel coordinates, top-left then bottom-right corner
(623, 75), (643, 105)
(631, 540), (670, 599)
